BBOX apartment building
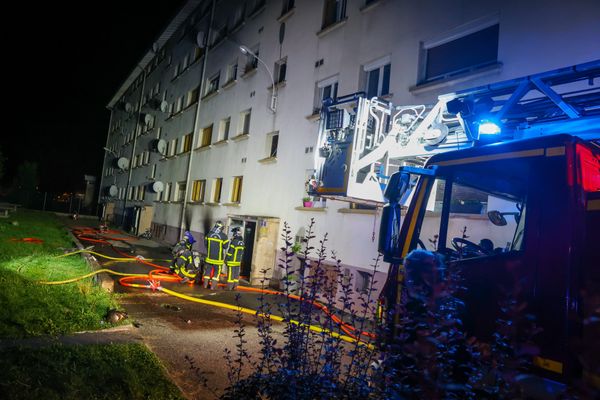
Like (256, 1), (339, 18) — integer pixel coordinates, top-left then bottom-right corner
(99, 0), (600, 298)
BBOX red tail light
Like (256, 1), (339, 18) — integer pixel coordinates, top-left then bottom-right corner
(576, 144), (600, 192)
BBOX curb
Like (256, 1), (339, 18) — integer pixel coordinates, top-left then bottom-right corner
(67, 230), (115, 292)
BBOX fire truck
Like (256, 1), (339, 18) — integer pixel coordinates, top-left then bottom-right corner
(310, 60), (600, 390)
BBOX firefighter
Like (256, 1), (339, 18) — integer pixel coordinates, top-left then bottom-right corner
(225, 227), (245, 290)
(203, 221), (229, 289)
(171, 231), (199, 283)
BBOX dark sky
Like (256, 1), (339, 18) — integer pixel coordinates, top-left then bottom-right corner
(3, 1), (186, 193)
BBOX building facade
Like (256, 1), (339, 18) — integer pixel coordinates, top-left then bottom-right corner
(99, 0), (600, 299)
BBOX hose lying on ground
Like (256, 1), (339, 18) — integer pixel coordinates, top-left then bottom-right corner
(50, 225), (376, 346)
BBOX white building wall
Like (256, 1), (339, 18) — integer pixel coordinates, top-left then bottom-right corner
(100, 0), (600, 296)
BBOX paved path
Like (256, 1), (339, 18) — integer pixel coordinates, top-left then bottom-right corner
(61, 217), (284, 399)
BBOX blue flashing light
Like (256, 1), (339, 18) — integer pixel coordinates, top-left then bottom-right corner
(478, 121), (502, 136)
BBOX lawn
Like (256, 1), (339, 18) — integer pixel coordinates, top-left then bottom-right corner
(0, 209), (119, 338)
(0, 343), (184, 400)
(0, 209), (184, 399)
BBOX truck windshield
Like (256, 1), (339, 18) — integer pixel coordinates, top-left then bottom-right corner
(416, 170), (527, 259)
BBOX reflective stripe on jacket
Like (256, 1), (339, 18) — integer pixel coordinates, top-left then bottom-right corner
(225, 236), (244, 267)
(205, 230), (228, 265)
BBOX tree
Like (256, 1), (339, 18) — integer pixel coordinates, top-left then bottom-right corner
(13, 161), (39, 207)
(0, 145), (5, 181)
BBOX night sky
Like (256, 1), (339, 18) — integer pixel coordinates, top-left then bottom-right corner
(3, 1), (186, 193)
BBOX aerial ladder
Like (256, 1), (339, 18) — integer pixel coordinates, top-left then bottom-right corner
(310, 60), (600, 204)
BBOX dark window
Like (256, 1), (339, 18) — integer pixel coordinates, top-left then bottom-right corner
(322, 0), (347, 29)
(424, 24), (499, 83)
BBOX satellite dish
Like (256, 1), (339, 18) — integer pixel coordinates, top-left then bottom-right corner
(151, 181), (164, 193)
(196, 31), (206, 48)
(108, 185), (118, 197)
(152, 139), (167, 155)
(117, 157), (130, 170)
(141, 113), (153, 126)
(124, 102), (133, 114)
(159, 101), (169, 113)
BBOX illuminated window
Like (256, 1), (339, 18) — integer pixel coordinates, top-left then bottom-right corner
(182, 133), (193, 153)
(191, 179), (206, 202)
(231, 176), (243, 203)
(200, 125), (213, 147)
(163, 183), (171, 201)
(212, 178), (223, 203)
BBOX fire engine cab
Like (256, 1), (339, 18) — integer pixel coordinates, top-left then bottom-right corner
(310, 60), (600, 390)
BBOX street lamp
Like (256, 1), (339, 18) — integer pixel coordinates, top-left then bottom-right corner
(239, 45), (277, 113)
(103, 147), (118, 157)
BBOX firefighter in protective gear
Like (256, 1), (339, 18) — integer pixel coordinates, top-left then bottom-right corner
(225, 227), (245, 290)
(203, 221), (229, 289)
(171, 231), (200, 283)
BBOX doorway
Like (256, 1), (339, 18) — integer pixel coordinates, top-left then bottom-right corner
(241, 221), (256, 280)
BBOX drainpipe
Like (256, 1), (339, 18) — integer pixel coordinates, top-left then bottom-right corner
(98, 108), (114, 214)
(179, 0), (216, 240)
(122, 64), (147, 231)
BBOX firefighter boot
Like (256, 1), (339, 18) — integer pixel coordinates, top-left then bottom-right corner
(227, 282), (234, 290)
(210, 279), (218, 290)
(203, 278), (209, 289)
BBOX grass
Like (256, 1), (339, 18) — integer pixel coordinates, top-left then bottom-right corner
(0, 343), (184, 400)
(0, 209), (120, 338)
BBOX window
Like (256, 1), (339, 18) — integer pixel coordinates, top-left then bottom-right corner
(150, 164), (156, 179)
(244, 46), (259, 73)
(168, 138), (178, 157)
(176, 182), (186, 202)
(138, 185), (146, 201)
(191, 179), (206, 202)
(173, 63), (180, 79)
(128, 186), (134, 200)
(281, 0), (295, 15)
(218, 118), (231, 141)
(421, 23), (499, 83)
(186, 87), (199, 107)
(200, 125), (213, 147)
(231, 5), (245, 29)
(226, 61), (238, 83)
(322, 0), (346, 29)
(364, 57), (390, 98)
(182, 54), (190, 70)
(416, 169), (527, 259)
(231, 176), (243, 203)
(143, 151), (150, 165)
(182, 133), (193, 153)
(164, 182), (171, 202)
(205, 72), (220, 96)
(356, 270), (372, 294)
(193, 46), (204, 62)
(212, 178), (223, 203)
(267, 131), (279, 158)
(239, 109), (251, 135)
(274, 58), (287, 84)
(175, 96), (183, 113)
(314, 76), (338, 114)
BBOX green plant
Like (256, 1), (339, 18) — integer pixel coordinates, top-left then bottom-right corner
(302, 196), (311, 202)
(291, 242), (302, 253)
